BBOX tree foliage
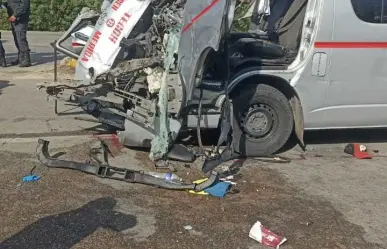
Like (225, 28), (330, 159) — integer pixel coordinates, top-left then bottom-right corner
(0, 0), (251, 32)
(0, 0), (100, 31)
(232, 2), (252, 32)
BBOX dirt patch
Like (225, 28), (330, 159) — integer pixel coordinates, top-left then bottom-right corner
(134, 150), (155, 170)
(0, 146), (140, 249)
(0, 143), (384, 249)
(130, 166), (383, 249)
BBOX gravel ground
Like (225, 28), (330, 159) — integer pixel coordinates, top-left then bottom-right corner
(0, 137), (385, 249)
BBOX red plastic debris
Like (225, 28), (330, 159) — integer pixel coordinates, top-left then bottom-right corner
(90, 134), (124, 156)
(249, 221), (287, 248)
(344, 143), (372, 159)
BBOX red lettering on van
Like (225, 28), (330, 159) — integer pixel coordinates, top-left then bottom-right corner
(112, 0), (125, 11)
(108, 12), (132, 44)
(81, 31), (102, 62)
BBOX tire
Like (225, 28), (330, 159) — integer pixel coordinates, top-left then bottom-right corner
(231, 84), (294, 156)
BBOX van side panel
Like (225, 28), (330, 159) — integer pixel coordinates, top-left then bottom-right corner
(292, 0), (334, 129)
(313, 0), (387, 128)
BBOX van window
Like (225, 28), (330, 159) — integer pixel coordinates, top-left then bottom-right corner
(351, 0), (387, 23)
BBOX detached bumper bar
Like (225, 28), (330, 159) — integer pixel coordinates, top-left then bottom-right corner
(36, 139), (217, 191)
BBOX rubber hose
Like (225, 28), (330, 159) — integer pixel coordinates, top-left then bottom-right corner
(197, 88), (208, 158)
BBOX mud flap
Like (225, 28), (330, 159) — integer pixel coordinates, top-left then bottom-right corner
(289, 95), (305, 150)
(36, 139), (218, 191)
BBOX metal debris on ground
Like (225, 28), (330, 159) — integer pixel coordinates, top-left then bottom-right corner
(249, 221), (287, 248)
(35, 139), (219, 192)
(154, 160), (171, 170)
(90, 134), (123, 154)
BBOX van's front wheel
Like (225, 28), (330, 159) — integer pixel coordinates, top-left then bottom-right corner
(231, 84), (294, 156)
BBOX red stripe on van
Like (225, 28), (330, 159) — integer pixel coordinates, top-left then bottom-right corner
(72, 42), (83, 47)
(314, 42), (387, 48)
(182, 0), (221, 33)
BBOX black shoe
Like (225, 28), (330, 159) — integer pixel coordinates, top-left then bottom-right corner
(19, 52), (31, 67)
(0, 55), (6, 67)
(10, 59), (19, 66)
(10, 52), (20, 66)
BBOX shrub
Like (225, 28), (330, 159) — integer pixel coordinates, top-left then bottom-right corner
(0, 0), (100, 31)
(0, 0), (251, 32)
(232, 2), (253, 32)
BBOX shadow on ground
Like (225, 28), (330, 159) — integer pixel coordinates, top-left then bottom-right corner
(183, 128), (387, 154)
(304, 128), (387, 144)
(280, 128), (387, 153)
(0, 197), (137, 249)
(5, 52), (65, 66)
(0, 80), (14, 96)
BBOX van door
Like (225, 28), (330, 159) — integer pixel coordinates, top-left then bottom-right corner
(322, 0), (387, 128)
(178, 0), (236, 104)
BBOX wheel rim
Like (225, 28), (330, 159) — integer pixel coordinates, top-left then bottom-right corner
(241, 103), (275, 139)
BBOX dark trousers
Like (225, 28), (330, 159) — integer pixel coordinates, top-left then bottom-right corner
(266, 0), (295, 34)
(0, 40), (4, 56)
(11, 21), (30, 54)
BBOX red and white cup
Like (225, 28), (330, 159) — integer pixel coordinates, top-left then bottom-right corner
(249, 221), (287, 248)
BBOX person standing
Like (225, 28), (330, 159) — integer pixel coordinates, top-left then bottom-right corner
(0, 32), (6, 67)
(265, 0), (294, 43)
(6, 0), (31, 67)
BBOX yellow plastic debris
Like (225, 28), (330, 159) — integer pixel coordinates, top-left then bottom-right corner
(60, 57), (77, 68)
(66, 58), (77, 68)
(188, 178), (209, 195)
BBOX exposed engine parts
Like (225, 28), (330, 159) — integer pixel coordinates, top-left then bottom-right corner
(42, 0), (304, 168)
(43, 0), (186, 128)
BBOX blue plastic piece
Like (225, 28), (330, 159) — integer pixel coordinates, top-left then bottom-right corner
(22, 175), (41, 182)
(203, 181), (231, 198)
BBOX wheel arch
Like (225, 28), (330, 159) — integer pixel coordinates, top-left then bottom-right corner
(194, 47), (216, 82)
(227, 72), (305, 148)
(179, 46), (217, 108)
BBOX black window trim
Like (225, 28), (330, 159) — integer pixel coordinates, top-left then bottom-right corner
(350, 0), (387, 24)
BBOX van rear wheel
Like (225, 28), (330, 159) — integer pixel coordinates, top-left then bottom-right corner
(231, 84), (294, 156)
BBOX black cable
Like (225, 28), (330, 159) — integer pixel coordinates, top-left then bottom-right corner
(197, 87), (208, 158)
(215, 2), (232, 156)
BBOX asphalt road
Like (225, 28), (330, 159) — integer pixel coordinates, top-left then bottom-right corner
(0, 31), (98, 136)
(1, 31), (69, 66)
(1, 32), (387, 249)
